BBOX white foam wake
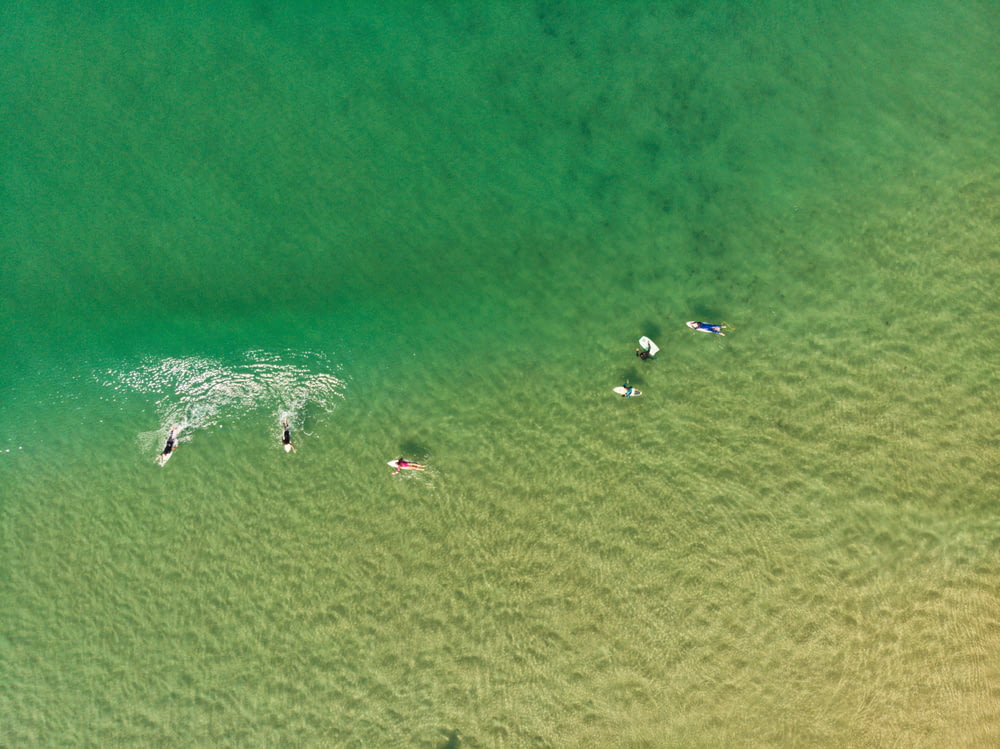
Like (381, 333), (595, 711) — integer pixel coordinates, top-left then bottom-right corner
(99, 349), (346, 442)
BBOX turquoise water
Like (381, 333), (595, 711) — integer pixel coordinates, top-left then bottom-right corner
(3, 2), (999, 746)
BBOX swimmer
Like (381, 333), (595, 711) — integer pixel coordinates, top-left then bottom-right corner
(281, 419), (295, 453)
(390, 457), (425, 474)
(635, 347), (651, 360)
(157, 427), (178, 466)
(686, 321), (727, 336)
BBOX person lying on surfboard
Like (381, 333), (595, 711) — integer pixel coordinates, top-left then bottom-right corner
(281, 419), (295, 453)
(621, 381), (637, 397)
(391, 458), (425, 474)
(686, 321), (727, 336)
(158, 427), (178, 465)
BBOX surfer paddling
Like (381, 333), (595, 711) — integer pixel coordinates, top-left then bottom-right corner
(686, 321), (728, 336)
(158, 427), (178, 466)
(389, 457), (425, 474)
(281, 419), (295, 453)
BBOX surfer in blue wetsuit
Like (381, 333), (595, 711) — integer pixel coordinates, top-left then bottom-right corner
(686, 321), (727, 336)
(281, 419), (295, 453)
(621, 381), (636, 397)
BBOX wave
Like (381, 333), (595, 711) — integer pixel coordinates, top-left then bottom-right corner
(98, 349), (346, 441)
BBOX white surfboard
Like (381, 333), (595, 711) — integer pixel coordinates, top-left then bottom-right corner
(613, 386), (642, 397)
(387, 459), (400, 469)
(638, 336), (659, 357)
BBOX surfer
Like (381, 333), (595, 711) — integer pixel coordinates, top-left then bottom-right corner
(637, 335), (659, 359)
(281, 419), (295, 453)
(391, 458), (425, 474)
(621, 381), (636, 397)
(686, 321), (727, 336)
(158, 427), (178, 465)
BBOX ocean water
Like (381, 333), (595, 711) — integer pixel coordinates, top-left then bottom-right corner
(2, 1), (998, 746)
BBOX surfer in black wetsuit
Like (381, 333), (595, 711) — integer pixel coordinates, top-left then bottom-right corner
(158, 427), (177, 465)
(282, 419), (295, 453)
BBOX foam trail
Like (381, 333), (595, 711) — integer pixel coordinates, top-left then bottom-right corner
(100, 350), (346, 451)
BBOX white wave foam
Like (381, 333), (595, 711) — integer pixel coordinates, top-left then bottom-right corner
(100, 350), (346, 436)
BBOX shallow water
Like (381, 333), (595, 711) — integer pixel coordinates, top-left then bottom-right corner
(2, 1), (999, 746)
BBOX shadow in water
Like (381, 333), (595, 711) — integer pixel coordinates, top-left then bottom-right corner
(639, 320), (663, 339)
(399, 439), (432, 459)
(620, 367), (644, 386)
(687, 305), (727, 322)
